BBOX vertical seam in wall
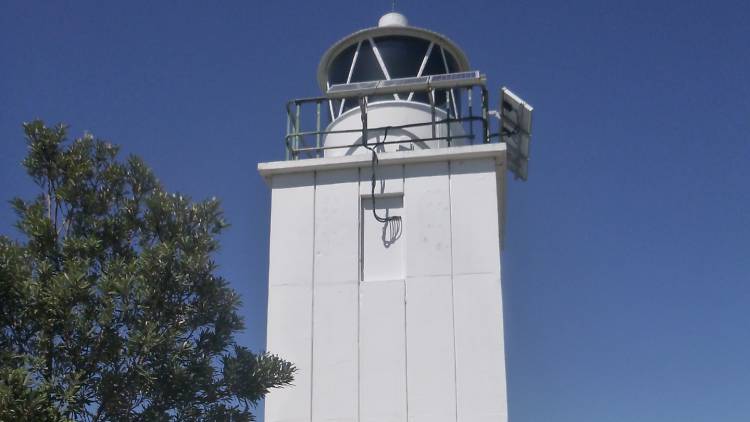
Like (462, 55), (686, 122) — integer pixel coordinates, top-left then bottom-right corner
(402, 164), (410, 421)
(448, 161), (459, 422)
(310, 171), (317, 422)
(357, 167), (361, 422)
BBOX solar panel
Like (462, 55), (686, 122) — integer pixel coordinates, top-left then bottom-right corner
(378, 76), (430, 93)
(327, 81), (379, 93)
(428, 71), (483, 88)
(500, 87), (533, 136)
(507, 151), (529, 181)
(327, 81), (379, 98)
(499, 87), (533, 180)
(326, 71), (485, 99)
(429, 71), (480, 82)
(503, 126), (530, 158)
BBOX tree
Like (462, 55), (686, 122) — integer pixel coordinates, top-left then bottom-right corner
(0, 120), (294, 421)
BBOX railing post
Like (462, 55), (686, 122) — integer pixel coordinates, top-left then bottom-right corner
(285, 105), (291, 160)
(446, 89), (452, 147)
(359, 96), (368, 148)
(468, 87), (474, 144)
(316, 100), (321, 158)
(481, 87), (489, 143)
(295, 102), (301, 159)
(430, 88), (436, 140)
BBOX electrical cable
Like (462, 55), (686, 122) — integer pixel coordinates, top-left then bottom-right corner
(363, 127), (402, 229)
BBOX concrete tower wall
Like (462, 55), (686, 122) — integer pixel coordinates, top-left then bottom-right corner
(261, 144), (508, 422)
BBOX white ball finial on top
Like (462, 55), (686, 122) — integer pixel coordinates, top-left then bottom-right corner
(378, 12), (408, 27)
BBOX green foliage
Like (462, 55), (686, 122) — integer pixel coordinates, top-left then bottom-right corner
(0, 121), (295, 421)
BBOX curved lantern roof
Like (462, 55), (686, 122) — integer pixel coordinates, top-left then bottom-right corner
(317, 14), (470, 92)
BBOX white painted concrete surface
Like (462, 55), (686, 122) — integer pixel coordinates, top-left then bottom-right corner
(265, 173), (315, 422)
(261, 144), (508, 422)
(359, 280), (407, 422)
(312, 169), (359, 422)
(405, 275), (457, 422)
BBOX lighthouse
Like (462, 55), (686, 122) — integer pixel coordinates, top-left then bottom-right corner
(259, 12), (532, 422)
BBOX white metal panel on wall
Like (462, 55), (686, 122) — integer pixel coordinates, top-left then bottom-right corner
(450, 158), (507, 422)
(360, 163), (407, 422)
(405, 275), (457, 422)
(359, 280), (407, 422)
(269, 172), (316, 287)
(312, 284), (359, 421)
(452, 273), (507, 422)
(403, 161), (456, 421)
(266, 172), (315, 422)
(315, 169), (360, 285)
(450, 158), (501, 276)
(404, 162), (452, 278)
(266, 285), (313, 422)
(312, 168), (360, 422)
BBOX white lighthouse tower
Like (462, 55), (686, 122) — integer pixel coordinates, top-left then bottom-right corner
(259, 12), (532, 422)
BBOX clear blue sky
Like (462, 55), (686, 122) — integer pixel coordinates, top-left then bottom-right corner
(1, 1), (748, 420)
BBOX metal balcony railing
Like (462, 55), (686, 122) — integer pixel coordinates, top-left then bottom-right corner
(284, 77), (505, 161)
